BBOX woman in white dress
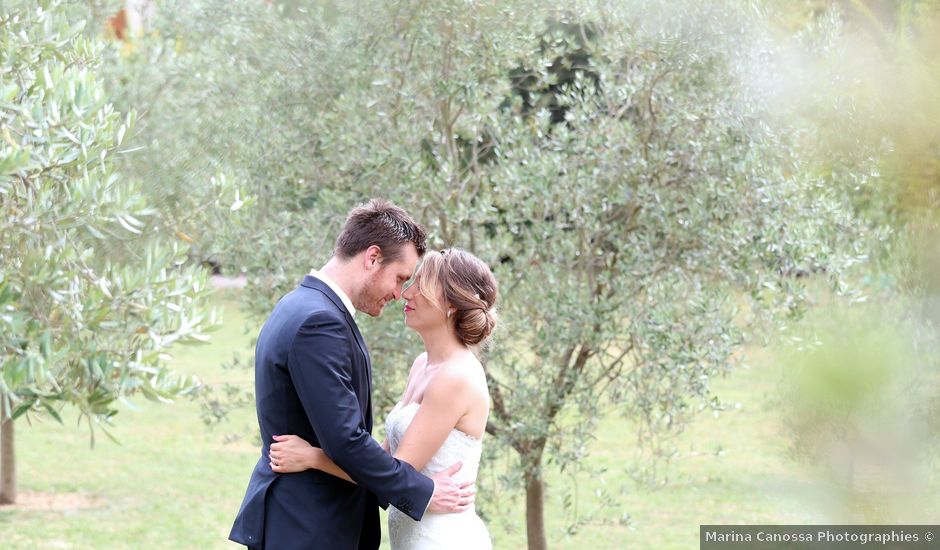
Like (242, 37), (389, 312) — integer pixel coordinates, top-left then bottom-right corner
(269, 248), (498, 549)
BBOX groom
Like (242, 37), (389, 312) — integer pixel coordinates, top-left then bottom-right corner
(230, 200), (470, 549)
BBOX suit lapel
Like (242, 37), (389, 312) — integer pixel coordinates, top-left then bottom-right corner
(300, 276), (373, 415)
(346, 315), (373, 407)
(300, 277), (367, 356)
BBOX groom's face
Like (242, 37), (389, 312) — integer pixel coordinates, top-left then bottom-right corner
(359, 244), (419, 317)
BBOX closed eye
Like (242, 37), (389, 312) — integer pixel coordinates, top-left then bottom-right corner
(403, 276), (418, 291)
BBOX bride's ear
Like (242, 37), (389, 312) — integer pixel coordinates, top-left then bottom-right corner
(446, 308), (456, 319)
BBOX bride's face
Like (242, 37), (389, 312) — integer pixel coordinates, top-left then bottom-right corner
(401, 273), (448, 332)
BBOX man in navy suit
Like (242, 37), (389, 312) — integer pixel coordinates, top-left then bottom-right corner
(230, 200), (470, 549)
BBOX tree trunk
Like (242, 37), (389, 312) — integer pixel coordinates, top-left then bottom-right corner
(525, 468), (547, 550)
(0, 405), (14, 505)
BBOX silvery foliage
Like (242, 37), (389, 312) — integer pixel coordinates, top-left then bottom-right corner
(0, 0), (233, 441)
(104, 0), (877, 524)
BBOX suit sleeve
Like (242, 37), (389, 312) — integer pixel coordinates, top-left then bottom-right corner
(287, 312), (434, 520)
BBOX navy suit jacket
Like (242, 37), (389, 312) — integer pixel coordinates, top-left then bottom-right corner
(230, 276), (434, 549)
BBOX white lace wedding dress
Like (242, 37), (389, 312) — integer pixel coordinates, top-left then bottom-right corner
(385, 401), (491, 550)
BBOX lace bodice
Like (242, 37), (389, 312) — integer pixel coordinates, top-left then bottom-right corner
(386, 401), (483, 482)
(384, 401), (491, 550)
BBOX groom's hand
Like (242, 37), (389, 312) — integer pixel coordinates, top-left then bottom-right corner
(427, 461), (475, 514)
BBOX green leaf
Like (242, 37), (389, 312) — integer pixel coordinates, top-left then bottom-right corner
(40, 400), (63, 424)
(11, 400), (35, 420)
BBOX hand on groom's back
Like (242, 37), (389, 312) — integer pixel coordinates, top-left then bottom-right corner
(427, 461), (476, 514)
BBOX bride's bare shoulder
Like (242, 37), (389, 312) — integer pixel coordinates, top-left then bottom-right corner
(407, 352), (428, 374)
(435, 353), (486, 394)
(410, 351), (428, 369)
(399, 353), (428, 396)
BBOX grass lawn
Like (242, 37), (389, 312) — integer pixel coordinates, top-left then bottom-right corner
(1, 291), (935, 549)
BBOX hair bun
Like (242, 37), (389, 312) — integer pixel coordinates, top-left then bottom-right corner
(454, 305), (498, 347)
(418, 248), (499, 347)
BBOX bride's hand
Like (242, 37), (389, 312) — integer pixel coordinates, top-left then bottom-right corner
(269, 434), (322, 473)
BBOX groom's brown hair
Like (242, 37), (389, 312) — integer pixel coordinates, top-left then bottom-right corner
(333, 199), (427, 262)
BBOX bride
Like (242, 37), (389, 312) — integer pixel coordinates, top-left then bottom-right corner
(269, 248), (498, 549)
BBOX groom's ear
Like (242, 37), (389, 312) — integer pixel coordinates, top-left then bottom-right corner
(363, 245), (383, 269)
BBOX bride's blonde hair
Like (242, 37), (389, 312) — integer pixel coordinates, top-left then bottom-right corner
(415, 248), (498, 347)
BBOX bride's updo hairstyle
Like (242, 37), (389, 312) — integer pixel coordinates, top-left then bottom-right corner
(416, 248), (498, 347)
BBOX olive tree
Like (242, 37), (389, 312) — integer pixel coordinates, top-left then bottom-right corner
(0, 1), (237, 504)
(374, 6), (867, 546)
(107, 1), (874, 547)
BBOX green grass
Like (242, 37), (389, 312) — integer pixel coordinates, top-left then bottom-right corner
(0, 291), (260, 549)
(1, 291), (936, 549)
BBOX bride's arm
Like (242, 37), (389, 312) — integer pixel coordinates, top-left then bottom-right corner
(270, 434), (393, 480)
(270, 353), (426, 478)
(391, 367), (471, 472)
(272, 366), (470, 476)
(269, 435), (355, 482)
